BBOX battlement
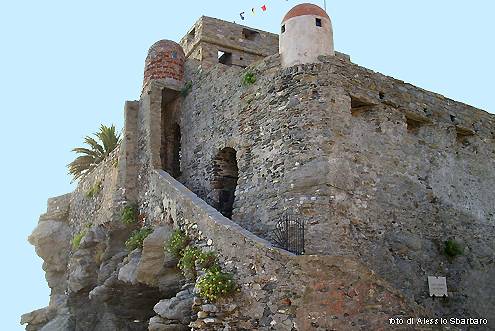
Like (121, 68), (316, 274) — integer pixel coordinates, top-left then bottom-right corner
(179, 16), (279, 68)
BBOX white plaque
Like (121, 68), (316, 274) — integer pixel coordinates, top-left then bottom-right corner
(428, 276), (448, 297)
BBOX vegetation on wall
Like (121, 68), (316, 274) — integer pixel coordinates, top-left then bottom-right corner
(166, 228), (236, 302)
(72, 229), (88, 250)
(197, 251), (217, 270)
(125, 227), (153, 251)
(68, 124), (120, 181)
(86, 180), (102, 198)
(444, 239), (464, 258)
(121, 204), (138, 225)
(242, 72), (256, 85)
(178, 246), (201, 279)
(197, 266), (236, 302)
(181, 81), (193, 97)
(166, 229), (191, 258)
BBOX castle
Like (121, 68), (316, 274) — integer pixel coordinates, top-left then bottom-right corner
(22, 3), (494, 330)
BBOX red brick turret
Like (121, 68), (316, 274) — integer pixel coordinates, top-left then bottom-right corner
(143, 40), (185, 92)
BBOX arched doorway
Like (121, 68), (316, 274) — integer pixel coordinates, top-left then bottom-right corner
(211, 147), (238, 219)
(160, 87), (181, 178)
(161, 122), (181, 178)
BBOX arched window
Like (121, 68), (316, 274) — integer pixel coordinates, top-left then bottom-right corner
(211, 147), (238, 219)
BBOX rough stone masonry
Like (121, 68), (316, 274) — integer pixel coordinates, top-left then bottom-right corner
(23, 9), (494, 331)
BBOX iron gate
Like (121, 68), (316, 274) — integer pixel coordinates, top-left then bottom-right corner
(272, 215), (305, 255)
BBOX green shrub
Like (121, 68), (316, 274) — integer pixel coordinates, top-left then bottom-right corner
(86, 180), (102, 198)
(197, 251), (217, 270)
(178, 246), (201, 279)
(444, 240), (463, 258)
(121, 204), (138, 225)
(197, 268), (236, 302)
(181, 81), (193, 97)
(125, 227), (153, 251)
(166, 229), (190, 258)
(242, 72), (256, 85)
(72, 229), (88, 250)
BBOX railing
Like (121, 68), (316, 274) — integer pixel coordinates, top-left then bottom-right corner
(272, 215), (305, 255)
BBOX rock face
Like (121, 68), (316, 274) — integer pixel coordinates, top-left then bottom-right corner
(26, 194), (72, 329)
(22, 153), (187, 330)
(136, 226), (182, 291)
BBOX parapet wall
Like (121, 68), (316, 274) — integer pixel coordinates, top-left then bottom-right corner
(180, 16), (279, 68)
(69, 147), (121, 230)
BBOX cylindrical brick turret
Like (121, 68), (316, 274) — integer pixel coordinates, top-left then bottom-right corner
(142, 40), (185, 92)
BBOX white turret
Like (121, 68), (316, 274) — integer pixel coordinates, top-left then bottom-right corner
(280, 3), (334, 68)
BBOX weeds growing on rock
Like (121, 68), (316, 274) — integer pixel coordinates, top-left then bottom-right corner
(166, 229), (190, 258)
(86, 180), (102, 198)
(71, 229), (88, 250)
(181, 81), (193, 97)
(178, 246), (201, 280)
(121, 204), (138, 225)
(197, 251), (217, 270)
(125, 227), (153, 251)
(242, 72), (256, 86)
(197, 267), (236, 302)
(444, 239), (463, 258)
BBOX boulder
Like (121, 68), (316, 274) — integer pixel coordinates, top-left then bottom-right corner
(118, 250), (142, 285)
(148, 316), (189, 331)
(136, 226), (179, 286)
(68, 248), (98, 293)
(153, 294), (194, 325)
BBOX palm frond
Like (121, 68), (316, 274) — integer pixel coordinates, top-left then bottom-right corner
(71, 147), (101, 158)
(67, 155), (97, 181)
(96, 124), (120, 155)
(67, 123), (121, 182)
(83, 136), (105, 157)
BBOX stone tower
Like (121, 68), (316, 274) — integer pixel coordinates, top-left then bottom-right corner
(279, 3), (334, 67)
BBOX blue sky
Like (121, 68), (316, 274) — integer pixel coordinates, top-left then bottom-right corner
(1, 1), (493, 329)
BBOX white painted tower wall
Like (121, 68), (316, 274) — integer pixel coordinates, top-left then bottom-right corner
(280, 14), (334, 68)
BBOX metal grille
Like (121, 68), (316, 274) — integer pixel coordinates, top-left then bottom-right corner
(272, 215), (305, 255)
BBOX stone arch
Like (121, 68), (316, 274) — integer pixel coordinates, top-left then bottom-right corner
(211, 147), (238, 219)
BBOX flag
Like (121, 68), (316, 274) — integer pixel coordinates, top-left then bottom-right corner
(240, 12), (245, 20)
(261, 5), (267, 11)
(251, 8), (255, 15)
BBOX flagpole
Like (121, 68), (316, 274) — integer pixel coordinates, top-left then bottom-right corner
(323, 0), (327, 11)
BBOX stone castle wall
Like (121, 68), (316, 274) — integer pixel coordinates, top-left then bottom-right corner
(23, 16), (495, 331)
(170, 53), (494, 321)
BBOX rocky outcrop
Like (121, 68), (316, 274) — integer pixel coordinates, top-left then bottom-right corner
(22, 194), (186, 331)
(136, 226), (182, 291)
(25, 195), (72, 330)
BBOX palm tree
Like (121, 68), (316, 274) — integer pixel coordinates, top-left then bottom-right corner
(68, 124), (120, 181)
